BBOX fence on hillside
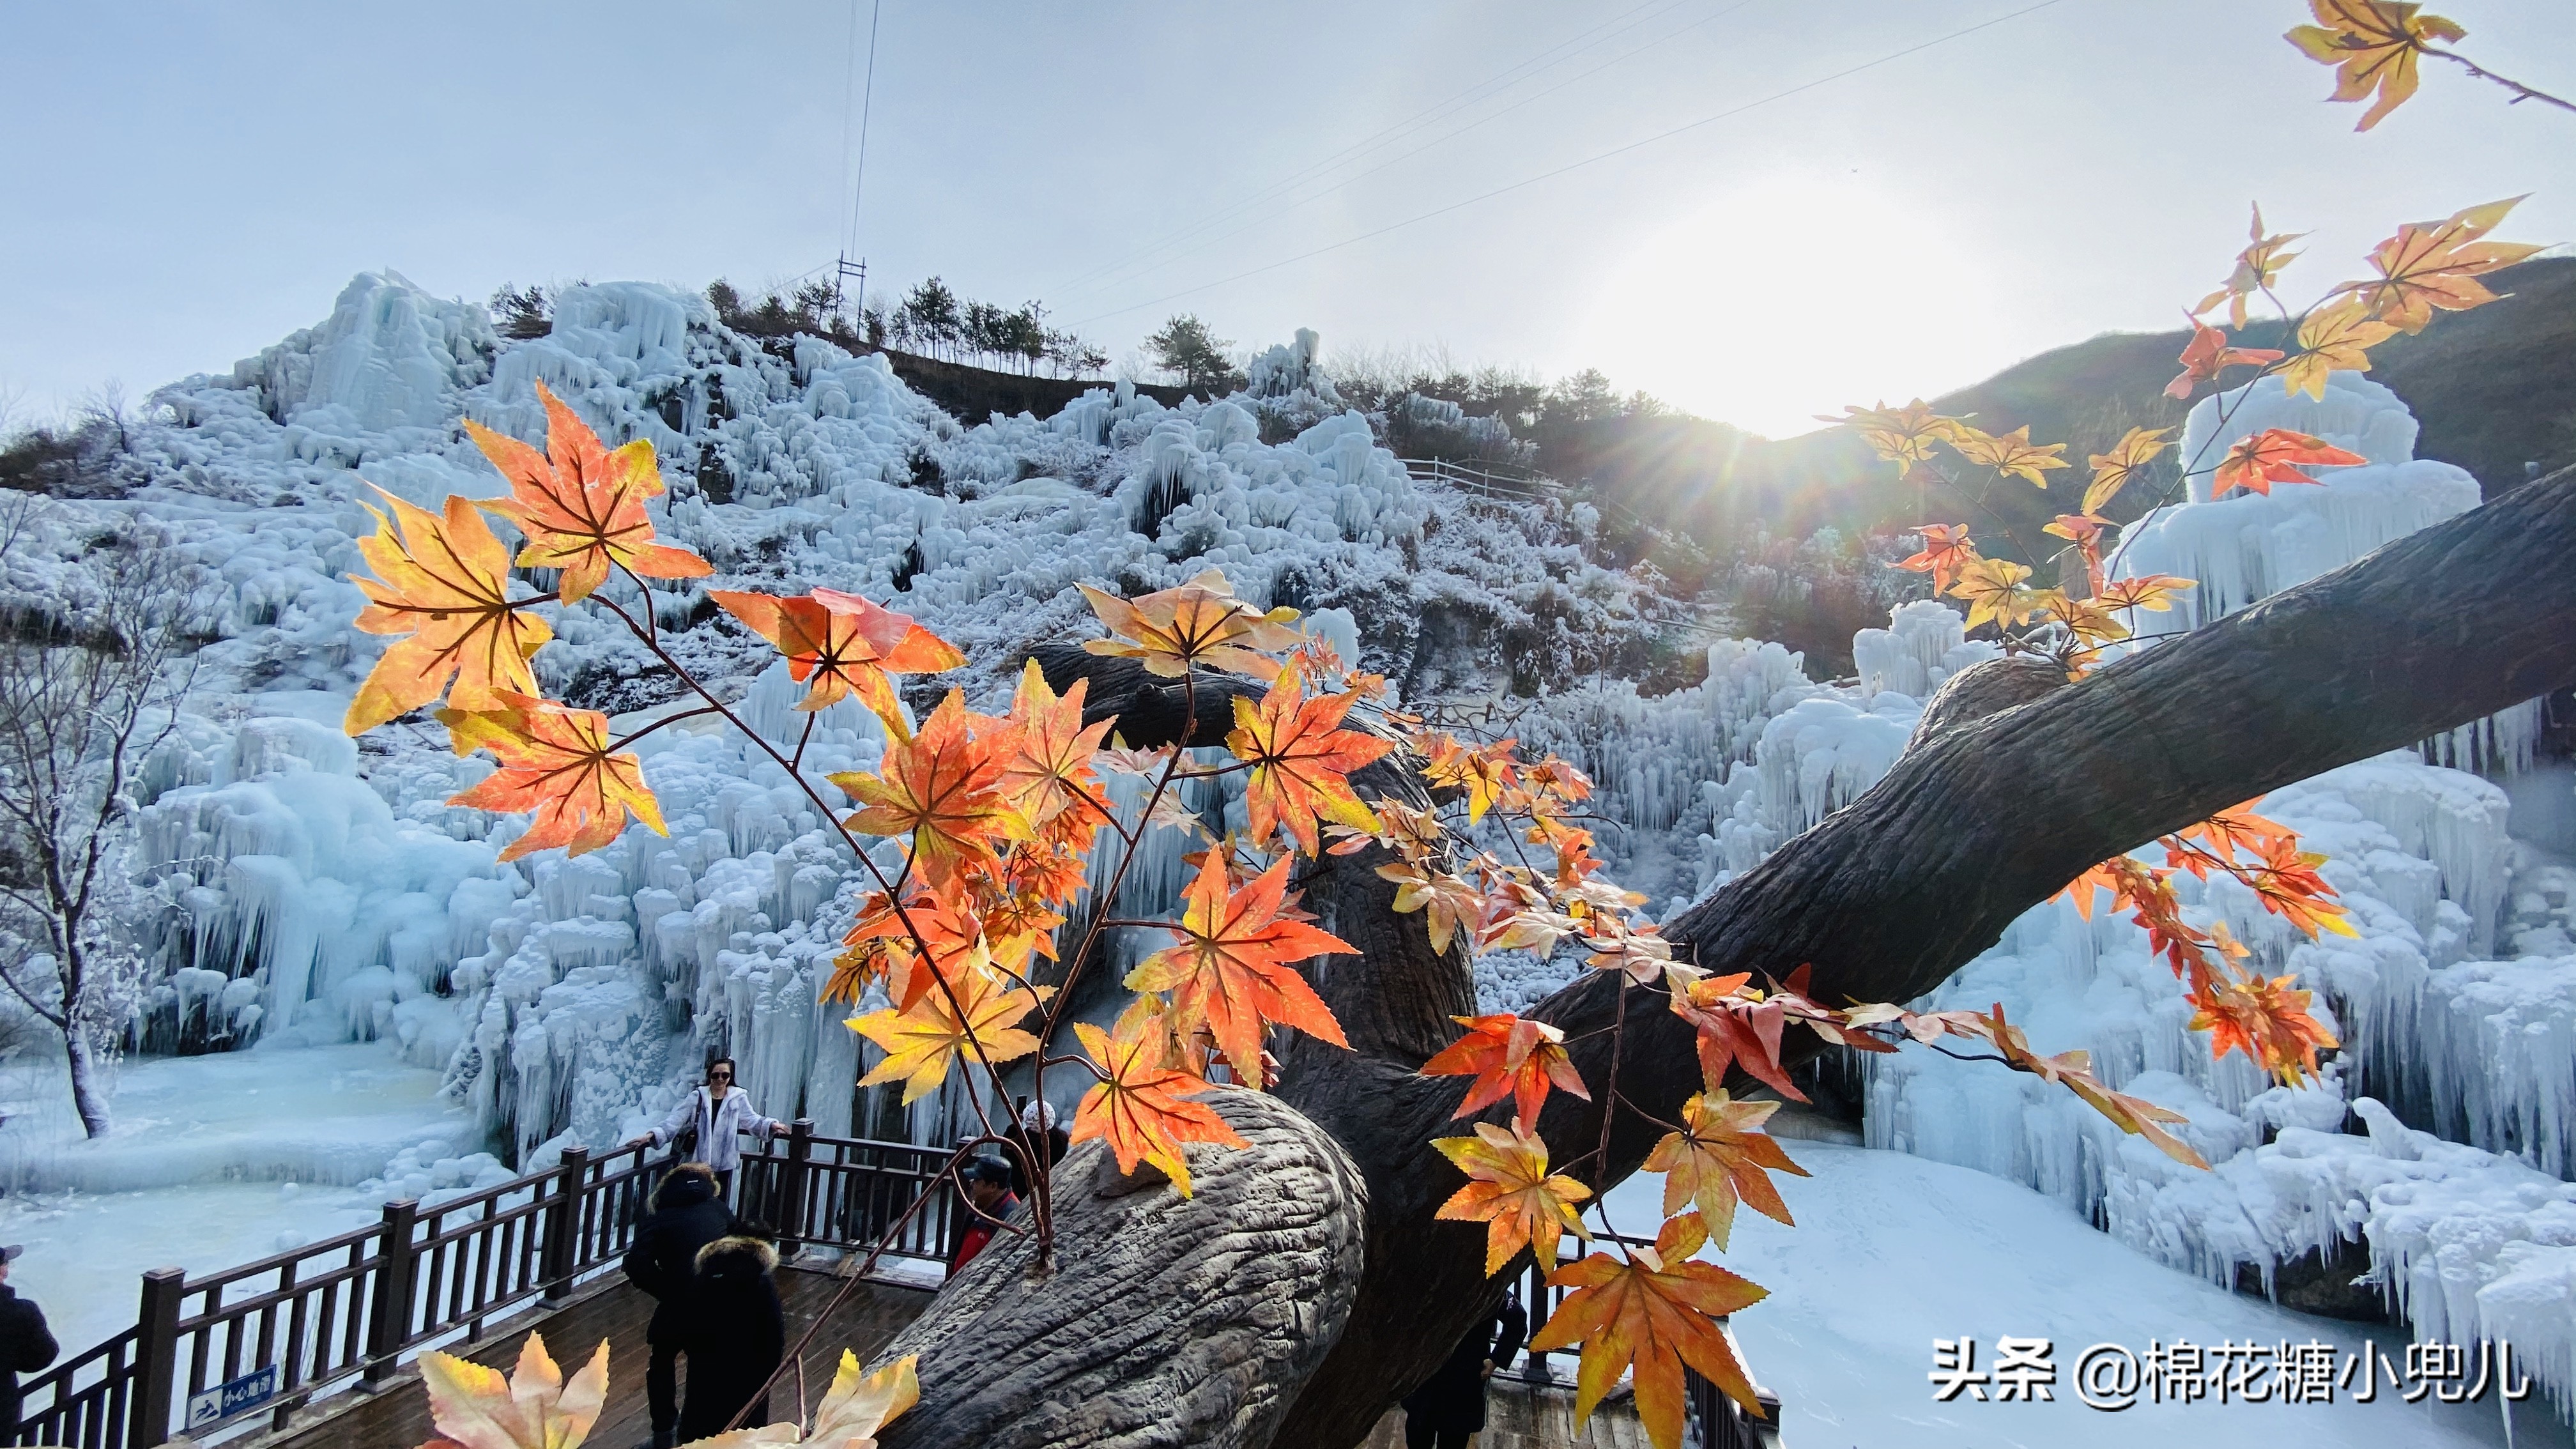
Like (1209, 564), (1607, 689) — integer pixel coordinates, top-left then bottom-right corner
(12, 1125), (953, 1449)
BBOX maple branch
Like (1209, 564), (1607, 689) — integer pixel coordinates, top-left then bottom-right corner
(2421, 47), (2576, 116)
(607, 704), (724, 753)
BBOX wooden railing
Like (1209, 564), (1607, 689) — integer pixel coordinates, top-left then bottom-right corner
(13, 1125), (948, 1449)
(1399, 456), (1564, 503)
(1520, 1234), (1784, 1449)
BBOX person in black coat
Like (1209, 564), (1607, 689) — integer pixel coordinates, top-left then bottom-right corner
(1398, 1290), (1528, 1449)
(1003, 1099), (1070, 1200)
(0, 1246), (57, 1442)
(677, 1235), (787, 1442)
(622, 1163), (734, 1449)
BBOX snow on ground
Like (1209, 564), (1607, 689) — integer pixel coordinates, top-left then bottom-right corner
(1607, 1146), (2568, 1448)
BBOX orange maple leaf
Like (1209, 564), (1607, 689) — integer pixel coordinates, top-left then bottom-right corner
(996, 658), (1114, 832)
(1947, 424), (2067, 488)
(2165, 318), (2285, 401)
(417, 1331), (609, 1449)
(1126, 854), (1353, 1077)
(2280, 296), (2398, 401)
(1078, 569), (1301, 680)
(2239, 834), (2360, 939)
(345, 489), (553, 735)
(1431, 1121), (1593, 1277)
(1817, 399), (1962, 470)
(1227, 674), (1393, 855)
(2331, 196), (2543, 334)
(829, 691), (1027, 888)
(2212, 429), (2369, 498)
(1947, 556), (2041, 632)
(1420, 1013), (1592, 1131)
(1376, 859), (1485, 955)
(1421, 734), (1519, 824)
(710, 588), (962, 740)
(1069, 1015), (1247, 1197)
(1643, 1090), (1809, 1252)
(847, 940), (1045, 1103)
(441, 693), (666, 862)
(2083, 426), (2172, 516)
(2094, 574), (2196, 613)
(1896, 523), (1975, 593)
(466, 382), (710, 604)
(1528, 1213), (1770, 1443)
(2286, 0), (2466, 131)
(2190, 966), (2341, 1085)
(2194, 204), (2308, 330)
(1665, 967), (1805, 1103)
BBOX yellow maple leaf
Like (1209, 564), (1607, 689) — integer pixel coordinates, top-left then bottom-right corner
(1432, 1121), (1593, 1276)
(1948, 424), (2068, 488)
(1948, 556), (2040, 631)
(417, 1333), (608, 1449)
(2280, 296), (2398, 400)
(2286, 0), (2466, 131)
(345, 488), (552, 735)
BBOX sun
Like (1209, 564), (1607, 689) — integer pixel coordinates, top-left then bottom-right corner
(1574, 172), (2014, 438)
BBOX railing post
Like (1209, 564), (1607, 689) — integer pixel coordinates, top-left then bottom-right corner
(779, 1119), (815, 1259)
(127, 1267), (185, 1449)
(539, 1147), (588, 1307)
(360, 1199), (420, 1392)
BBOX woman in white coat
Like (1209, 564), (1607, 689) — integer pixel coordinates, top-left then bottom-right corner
(625, 1057), (784, 1200)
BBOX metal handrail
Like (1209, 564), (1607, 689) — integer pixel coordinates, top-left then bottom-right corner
(13, 1124), (945, 1449)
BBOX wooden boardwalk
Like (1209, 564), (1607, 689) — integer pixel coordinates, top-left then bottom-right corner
(249, 1262), (933, 1449)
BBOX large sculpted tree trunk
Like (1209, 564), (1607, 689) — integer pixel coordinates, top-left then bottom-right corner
(876, 466), (2576, 1449)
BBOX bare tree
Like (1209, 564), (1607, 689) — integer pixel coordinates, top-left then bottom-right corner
(0, 498), (209, 1136)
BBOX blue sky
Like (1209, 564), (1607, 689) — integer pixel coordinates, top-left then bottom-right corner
(4, 0), (2572, 436)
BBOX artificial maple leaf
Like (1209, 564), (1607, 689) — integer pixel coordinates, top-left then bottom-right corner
(417, 1331), (608, 1449)
(2286, 0), (2467, 131)
(847, 942), (1045, 1103)
(1818, 399), (1961, 469)
(1665, 967), (1805, 1103)
(1420, 734), (1518, 824)
(1069, 1018), (1247, 1196)
(346, 489), (553, 735)
(2332, 196), (2542, 334)
(1126, 854), (1353, 1078)
(1947, 424), (2067, 488)
(1431, 1121), (1593, 1277)
(2174, 803), (2299, 870)
(2279, 296), (2398, 401)
(2239, 834), (2360, 939)
(466, 382), (709, 605)
(2212, 428), (2369, 498)
(1947, 556), (2041, 632)
(1643, 1090), (1809, 1252)
(833, 887), (1009, 1010)
(2191, 966), (2340, 1085)
(1078, 569), (1300, 680)
(1421, 1013), (1591, 1130)
(2195, 204), (2308, 330)
(2094, 574), (2196, 613)
(1227, 674), (1393, 855)
(442, 694), (666, 862)
(1477, 906), (1584, 956)
(1529, 1213), (1769, 1444)
(1377, 860), (1485, 955)
(1582, 917), (1675, 985)
(710, 589), (962, 740)
(1895, 523), (1975, 593)
(2043, 593), (2129, 647)
(802, 1350), (919, 1447)
(830, 691), (1027, 888)
(996, 658), (1114, 831)
(2165, 319), (2285, 401)
(2083, 426), (2172, 516)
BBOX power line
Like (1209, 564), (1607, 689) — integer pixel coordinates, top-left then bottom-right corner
(1053, 0), (1756, 310)
(1044, 0), (1689, 300)
(847, 0), (883, 263)
(1068, 0), (2069, 328)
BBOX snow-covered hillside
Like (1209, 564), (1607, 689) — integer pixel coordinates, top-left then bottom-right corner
(5, 273), (2573, 1425)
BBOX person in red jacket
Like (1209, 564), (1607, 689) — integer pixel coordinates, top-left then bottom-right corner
(949, 1157), (1018, 1274)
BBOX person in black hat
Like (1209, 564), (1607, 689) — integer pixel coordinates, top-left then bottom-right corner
(0, 1245), (58, 1441)
(622, 1165), (735, 1449)
(947, 1157), (1017, 1274)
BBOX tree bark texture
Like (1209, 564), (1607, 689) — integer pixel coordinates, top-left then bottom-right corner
(875, 1091), (1368, 1449)
(904, 467), (2576, 1448)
